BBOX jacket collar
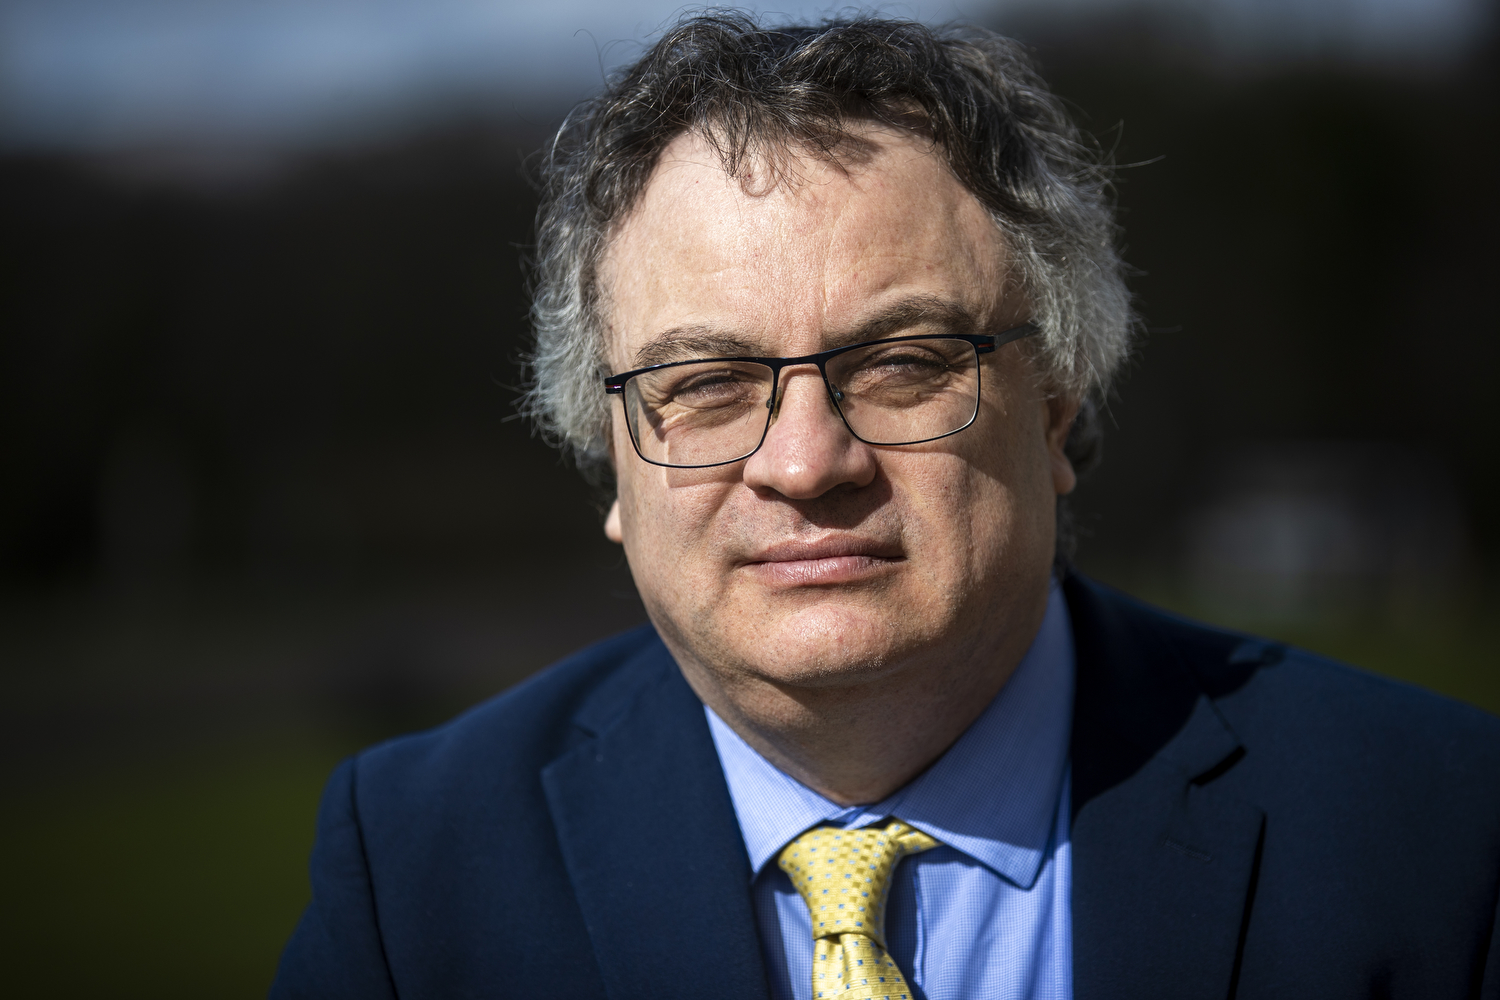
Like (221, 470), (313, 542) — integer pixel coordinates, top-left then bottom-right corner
(1066, 573), (1267, 1000)
(542, 637), (772, 1000)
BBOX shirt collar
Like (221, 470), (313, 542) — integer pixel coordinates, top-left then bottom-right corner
(706, 577), (1074, 892)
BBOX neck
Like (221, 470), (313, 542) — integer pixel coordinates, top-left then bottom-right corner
(671, 587), (1051, 806)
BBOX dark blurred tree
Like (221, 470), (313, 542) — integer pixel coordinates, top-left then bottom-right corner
(1, 39), (1495, 592)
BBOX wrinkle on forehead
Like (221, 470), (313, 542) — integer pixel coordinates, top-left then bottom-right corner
(599, 127), (1011, 369)
(630, 295), (981, 368)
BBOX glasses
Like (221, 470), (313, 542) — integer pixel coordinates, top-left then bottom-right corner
(603, 322), (1038, 469)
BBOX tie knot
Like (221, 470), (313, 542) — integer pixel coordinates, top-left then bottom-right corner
(777, 820), (938, 948)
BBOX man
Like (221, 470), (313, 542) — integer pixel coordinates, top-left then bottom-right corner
(273, 15), (1500, 999)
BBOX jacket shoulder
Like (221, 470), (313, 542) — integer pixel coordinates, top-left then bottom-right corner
(274, 629), (669, 999)
(1064, 578), (1500, 995)
(350, 623), (672, 814)
(1068, 573), (1500, 785)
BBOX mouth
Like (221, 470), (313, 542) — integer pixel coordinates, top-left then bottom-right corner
(741, 536), (904, 587)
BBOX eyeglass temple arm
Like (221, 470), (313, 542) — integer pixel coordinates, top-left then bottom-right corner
(975, 321), (1040, 355)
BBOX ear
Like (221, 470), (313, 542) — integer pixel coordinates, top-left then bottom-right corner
(604, 498), (623, 543)
(1046, 395), (1080, 496)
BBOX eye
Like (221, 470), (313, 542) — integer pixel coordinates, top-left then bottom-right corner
(845, 345), (955, 386)
(865, 348), (950, 372)
(675, 372), (755, 405)
(645, 363), (767, 409)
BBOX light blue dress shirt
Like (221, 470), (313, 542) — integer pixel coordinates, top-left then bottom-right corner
(706, 579), (1075, 1000)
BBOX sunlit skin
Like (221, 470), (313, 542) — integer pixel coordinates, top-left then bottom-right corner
(599, 128), (1078, 805)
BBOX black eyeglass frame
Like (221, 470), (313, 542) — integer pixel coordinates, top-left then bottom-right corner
(602, 321), (1040, 469)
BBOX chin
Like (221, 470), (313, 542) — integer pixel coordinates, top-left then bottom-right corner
(731, 603), (933, 689)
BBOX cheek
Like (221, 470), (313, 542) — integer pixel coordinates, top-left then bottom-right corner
(877, 453), (1000, 575)
(944, 403), (1057, 561)
(614, 456), (732, 572)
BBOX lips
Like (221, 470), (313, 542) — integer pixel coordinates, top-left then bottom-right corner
(742, 536), (904, 586)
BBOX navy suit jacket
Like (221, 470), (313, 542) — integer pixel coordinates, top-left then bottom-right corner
(272, 575), (1500, 998)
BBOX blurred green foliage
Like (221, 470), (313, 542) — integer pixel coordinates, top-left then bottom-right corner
(0, 742), (350, 999)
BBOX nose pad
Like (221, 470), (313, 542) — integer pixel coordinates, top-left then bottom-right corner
(764, 377), (844, 425)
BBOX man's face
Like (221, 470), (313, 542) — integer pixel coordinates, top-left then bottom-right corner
(600, 128), (1076, 715)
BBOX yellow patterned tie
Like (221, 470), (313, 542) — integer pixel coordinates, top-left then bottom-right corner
(777, 821), (939, 1000)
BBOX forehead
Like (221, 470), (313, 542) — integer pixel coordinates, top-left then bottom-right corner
(599, 128), (1007, 364)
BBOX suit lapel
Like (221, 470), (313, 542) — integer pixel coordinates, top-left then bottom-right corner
(1067, 576), (1266, 1000)
(542, 639), (772, 1000)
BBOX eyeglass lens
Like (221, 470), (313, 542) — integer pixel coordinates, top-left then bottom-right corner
(622, 338), (982, 468)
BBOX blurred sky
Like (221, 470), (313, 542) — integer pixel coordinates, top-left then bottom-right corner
(0, 0), (1490, 154)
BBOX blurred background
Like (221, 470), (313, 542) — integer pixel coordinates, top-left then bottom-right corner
(1, 0), (1496, 994)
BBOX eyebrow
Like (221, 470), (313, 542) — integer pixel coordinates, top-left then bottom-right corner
(630, 294), (980, 367)
(633, 330), (763, 367)
(842, 296), (979, 344)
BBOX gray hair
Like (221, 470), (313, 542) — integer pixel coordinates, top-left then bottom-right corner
(522, 12), (1132, 560)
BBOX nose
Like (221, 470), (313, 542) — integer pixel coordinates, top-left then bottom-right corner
(741, 367), (878, 499)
